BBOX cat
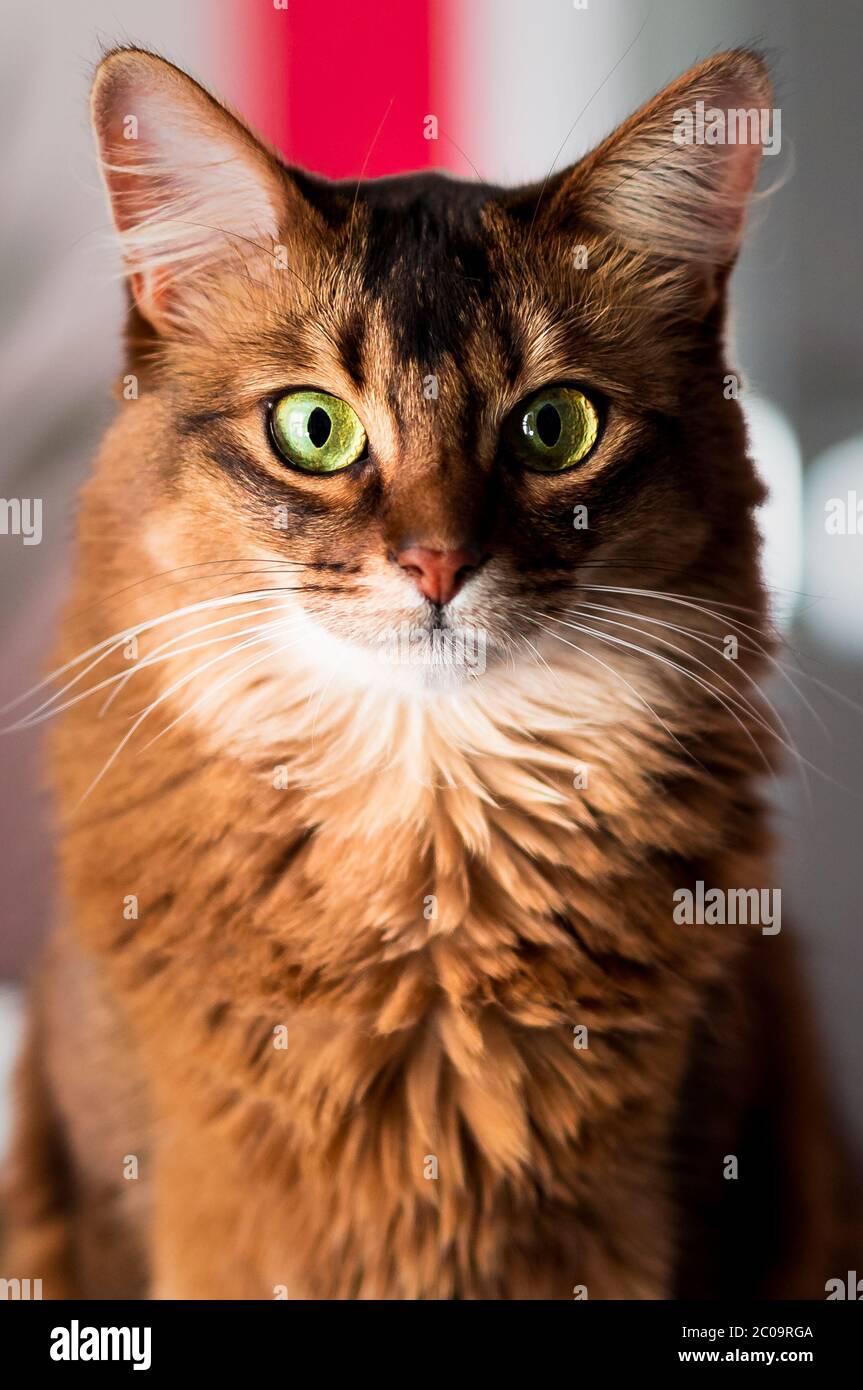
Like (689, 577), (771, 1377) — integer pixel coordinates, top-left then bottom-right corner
(2, 45), (858, 1299)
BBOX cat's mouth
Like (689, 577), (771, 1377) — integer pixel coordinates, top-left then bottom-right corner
(264, 551), (524, 695)
(279, 594), (503, 696)
(373, 616), (490, 683)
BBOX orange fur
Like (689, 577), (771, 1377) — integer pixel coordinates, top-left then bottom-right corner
(2, 48), (858, 1299)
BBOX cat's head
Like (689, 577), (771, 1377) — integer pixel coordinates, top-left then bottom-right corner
(90, 48), (771, 698)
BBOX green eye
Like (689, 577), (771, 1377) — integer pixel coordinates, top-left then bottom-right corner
(506, 386), (599, 472)
(270, 390), (367, 473)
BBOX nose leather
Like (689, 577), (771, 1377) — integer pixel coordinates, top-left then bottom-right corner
(395, 545), (482, 605)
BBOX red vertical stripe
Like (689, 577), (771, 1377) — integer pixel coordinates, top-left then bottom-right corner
(228, 0), (447, 179)
(285, 0), (434, 178)
(226, 0), (293, 159)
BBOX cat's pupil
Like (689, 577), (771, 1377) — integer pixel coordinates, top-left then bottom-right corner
(536, 403), (562, 447)
(308, 407), (332, 448)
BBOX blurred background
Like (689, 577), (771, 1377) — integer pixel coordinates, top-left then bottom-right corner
(0, 0), (861, 1156)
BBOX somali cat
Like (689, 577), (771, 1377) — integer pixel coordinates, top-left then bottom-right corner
(2, 47), (858, 1300)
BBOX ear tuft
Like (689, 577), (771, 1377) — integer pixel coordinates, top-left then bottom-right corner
(91, 49), (285, 331)
(547, 50), (776, 293)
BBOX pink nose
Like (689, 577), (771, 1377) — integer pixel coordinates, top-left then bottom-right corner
(395, 545), (482, 606)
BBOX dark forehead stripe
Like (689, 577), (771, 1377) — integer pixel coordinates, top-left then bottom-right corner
(356, 173), (497, 373)
(335, 307), (367, 390)
(491, 300), (525, 390)
(287, 167), (527, 390)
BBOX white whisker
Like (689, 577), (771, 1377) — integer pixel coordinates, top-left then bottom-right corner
(544, 612), (775, 777)
(567, 603), (771, 730)
(76, 629), (283, 804)
(1, 588), (293, 728)
(566, 599), (813, 808)
(98, 606), (296, 715)
(521, 612), (697, 766)
(135, 635), (306, 756)
(576, 584), (829, 742)
(540, 611), (847, 790)
(7, 614), (292, 733)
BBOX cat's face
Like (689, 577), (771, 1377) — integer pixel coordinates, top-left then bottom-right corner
(91, 48), (770, 695)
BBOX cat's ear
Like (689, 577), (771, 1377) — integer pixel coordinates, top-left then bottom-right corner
(91, 49), (287, 332)
(545, 50), (774, 303)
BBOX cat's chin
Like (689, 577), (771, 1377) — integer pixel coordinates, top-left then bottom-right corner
(280, 608), (497, 698)
(339, 629), (495, 697)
